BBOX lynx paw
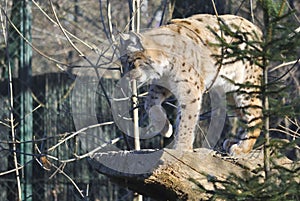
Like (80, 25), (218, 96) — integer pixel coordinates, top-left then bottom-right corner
(161, 120), (173, 138)
(147, 119), (173, 138)
(223, 139), (245, 156)
(147, 105), (173, 137)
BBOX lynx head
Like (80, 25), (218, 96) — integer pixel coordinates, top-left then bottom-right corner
(119, 32), (169, 83)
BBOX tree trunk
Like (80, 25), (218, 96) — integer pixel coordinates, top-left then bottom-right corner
(90, 148), (298, 201)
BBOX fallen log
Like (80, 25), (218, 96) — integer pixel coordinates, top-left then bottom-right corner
(89, 148), (298, 201)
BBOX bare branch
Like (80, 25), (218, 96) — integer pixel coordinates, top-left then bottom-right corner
(49, 0), (84, 57)
(0, 165), (24, 177)
(6, 16), (22, 201)
(47, 122), (114, 152)
(1, 6), (67, 65)
(269, 59), (300, 72)
(51, 163), (85, 198)
(32, 0), (98, 52)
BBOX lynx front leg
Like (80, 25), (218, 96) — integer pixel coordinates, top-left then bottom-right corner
(144, 85), (173, 137)
(173, 82), (203, 151)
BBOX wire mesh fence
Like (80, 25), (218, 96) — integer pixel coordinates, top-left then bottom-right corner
(0, 1), (170, 199)
(0, 73), (138, 201)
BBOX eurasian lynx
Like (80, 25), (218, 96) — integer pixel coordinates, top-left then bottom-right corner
(120, 14), (263, 155)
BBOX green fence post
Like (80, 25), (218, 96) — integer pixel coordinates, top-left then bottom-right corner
(18, 0), (33, 200)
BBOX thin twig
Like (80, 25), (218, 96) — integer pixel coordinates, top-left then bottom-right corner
(5, 12), (22, 200)
(122, 0), (144, 33)
(51, 163), (85, 198)
(278, 124), (300, 138)
(0, 120), (10, 128)
(130, 0), (141, 151)
(49, 0), (114, 114)
(49, 0), (84, 57)
(268, 58), (299, 85)
(107, 0), (116, 44)
(0, 7), (67, 65)
(211, 0), (219, 17)
(47, 122), (114, 152)
(250, 0), (254, 22)
(0, 5), (7, 45)
(60, 137), (122, 163)
(159, 0), (168, 26)
(269, 128), (300, 139)
(269, 59), (299, 72)
(136, 0), (140, 33)
(99, 0), (110, 41)
(32, 0), (97, 51)
(0, 165), (24, 177)
(129, 2), (142, 200)
(41, 137), (121, 164)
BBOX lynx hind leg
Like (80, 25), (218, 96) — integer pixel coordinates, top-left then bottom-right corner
(224, 79), (263, 155)
(144, 85), (173, 137)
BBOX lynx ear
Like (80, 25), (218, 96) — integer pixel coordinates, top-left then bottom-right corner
(120, 32), (144, 53)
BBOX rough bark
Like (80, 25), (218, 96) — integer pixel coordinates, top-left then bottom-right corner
(89, 148), (298, 201)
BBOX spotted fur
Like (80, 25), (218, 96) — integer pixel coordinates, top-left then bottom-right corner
(120, 14), (263, 155)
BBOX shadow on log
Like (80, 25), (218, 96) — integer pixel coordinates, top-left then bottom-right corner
(89, 148), (298, 201)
